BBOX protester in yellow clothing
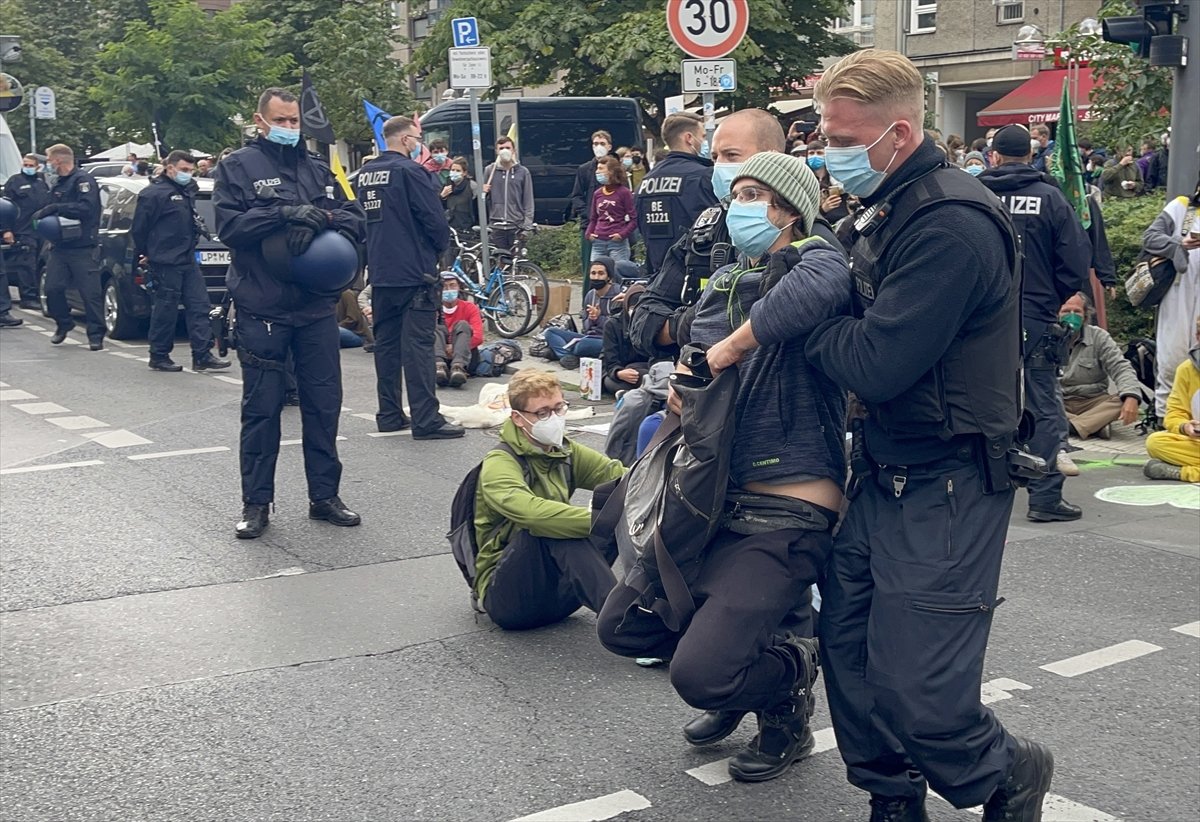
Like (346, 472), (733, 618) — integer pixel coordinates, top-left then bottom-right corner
(1144, 318), (1200, 482)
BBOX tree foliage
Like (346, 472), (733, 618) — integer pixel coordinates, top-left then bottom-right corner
(241, 0), (345, 85)
(408, 0), (853, 136)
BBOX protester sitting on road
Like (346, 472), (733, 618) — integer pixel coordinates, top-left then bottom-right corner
(337, 289), (374, 350)
(586, 156), (637, 262)
(435, 272), (483, 387)
(601, 284), (649, 396)
(1058, 293), (1143, 440)
(544, 258), (623, 369)
(474, 369), (627, 630)
(1144, 317), (1200, 483)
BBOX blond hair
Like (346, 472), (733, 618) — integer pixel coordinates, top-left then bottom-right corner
(46, 143), (74, 162)
(508, 369), (562, 411)
(814, 50), (925, 126)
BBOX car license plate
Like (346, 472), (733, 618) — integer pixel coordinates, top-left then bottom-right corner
(196, 250), (231, 265)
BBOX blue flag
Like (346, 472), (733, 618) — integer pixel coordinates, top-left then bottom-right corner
(362, 99), (392, 153)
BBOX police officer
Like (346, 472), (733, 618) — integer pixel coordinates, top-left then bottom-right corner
(635, 112), (717, 276)
(131, 150), (230, 373)
(213, 88), (367, 540)
(35, 144), (105, 350)
(356, 115), (462, 440)
(3, 153), (50, 311)
(796, 50), (1053, 820)
(980, 124), (1092, 523)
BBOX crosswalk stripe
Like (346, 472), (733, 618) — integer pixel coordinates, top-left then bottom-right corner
(508, 790), (650, 822)
(1171, 621), (1200, 638)
(1040, 640), (1162, 678)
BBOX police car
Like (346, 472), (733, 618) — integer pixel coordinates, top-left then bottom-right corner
(38, 175), (231, 339)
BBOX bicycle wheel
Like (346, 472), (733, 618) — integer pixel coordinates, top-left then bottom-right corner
(486, 280), (534, 339)
(507, 260), (550, 333)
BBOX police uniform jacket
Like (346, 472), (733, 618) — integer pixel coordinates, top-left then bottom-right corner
(978, 162), (1091, 327)
(213, 136), (366, 325)
(355, 150), (450, 288)
(635, 151), (717, 275)
(3, 172), (50, 240)
(131, 174), (201, 267)
(41, 166), (101, 249)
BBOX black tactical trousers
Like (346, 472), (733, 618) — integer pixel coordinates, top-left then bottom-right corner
(1024, 363), (1068, 507)
(2, 240), (38, 301)
(45, 246), (105, 343)
(371, 284), (446, 433)
(147, 262), (213, 359)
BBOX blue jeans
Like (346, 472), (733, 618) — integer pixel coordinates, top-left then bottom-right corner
(590, 238), (630, 262)
(338, 326), (365, 348)
(543, 327), (602, 360)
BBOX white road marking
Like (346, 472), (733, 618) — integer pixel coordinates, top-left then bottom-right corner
(352, 412), (376, 422)
(508, 790), (650, 822)
(11, 402), (70, 415)
(1040, 640), (1162, 678)
(46, 415), (109, 430)
(38, 330), (53, 337)
(211, 375), (242, 385)
(104, 338), (132, 348)
(251, 567), (307, 579)
(929, 789), (1118, 821)
(280, 436), (347, 446)
(59, 337), (81, 346)
(1171, 621), (1200, 638)
(367, 430), (411, 438)
(127, 446), (230, 461)
(0, 460), (105, 475)
(0, 389), (38, 401)
(81, 429), (153, 449)
(107, 351), (141, 360)
(0, 381), (9, 387)
(24, 324), (45, 331)
(980, 677), (1033, 705)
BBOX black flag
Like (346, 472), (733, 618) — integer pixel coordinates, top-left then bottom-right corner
(300, 70), (336, 145)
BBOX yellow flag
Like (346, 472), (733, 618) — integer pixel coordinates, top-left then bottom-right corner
(330, 148), (355, 200)
(506, 121), (518, 150)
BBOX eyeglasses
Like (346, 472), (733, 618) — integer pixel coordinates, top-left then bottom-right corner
(731, 186), (773, 204)
(522, 402), (570, 422)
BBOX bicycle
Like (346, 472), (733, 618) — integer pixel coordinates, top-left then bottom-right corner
(447, 225), (550, 337)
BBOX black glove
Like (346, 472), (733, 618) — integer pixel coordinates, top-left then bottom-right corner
(280, 204), (327, 233)
(760, 245), (804, 297)
(285, 223), (316, 257)
(32, 205), (58, 220)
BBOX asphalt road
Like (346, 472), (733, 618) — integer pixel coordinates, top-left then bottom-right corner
(1, 309), (1197, 822)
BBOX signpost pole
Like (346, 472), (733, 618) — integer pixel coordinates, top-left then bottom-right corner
(28, 93), (35, 153)
(469, 87), (489, 281)
(702, 91), (715, 144)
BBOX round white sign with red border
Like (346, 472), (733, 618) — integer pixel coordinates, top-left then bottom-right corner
(666, 0), (750, 59)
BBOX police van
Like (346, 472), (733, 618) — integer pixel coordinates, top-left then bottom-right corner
(418, 96), (643, 224)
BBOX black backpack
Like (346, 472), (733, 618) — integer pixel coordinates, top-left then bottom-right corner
(447, 443), (529, 588)
(1124, 338), (1157, 389)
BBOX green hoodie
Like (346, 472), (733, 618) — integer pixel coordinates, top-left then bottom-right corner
(474, 418), (627, 603)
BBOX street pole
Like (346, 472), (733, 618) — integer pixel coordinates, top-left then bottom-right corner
(28, 93), (35, 154)
(469, 87), (489, 280)
(702, 91), (715, 145)
(1166, 0), (1199, 198)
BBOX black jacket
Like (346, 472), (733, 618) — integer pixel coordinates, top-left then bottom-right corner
(601, 309), (643, 384)
(40, 166), (101, 249)
(569, 156), (604, 223)
(635, 151), (717, 275)
(979, 162), (1091, 326)
(355, 150), (450, 288)
(3, 172), (51, 239)
(443, 177), (478, 235)
(213, 136), (366, 324)
(1146, 148), (1169, 190)
(131, 174), (201, 266)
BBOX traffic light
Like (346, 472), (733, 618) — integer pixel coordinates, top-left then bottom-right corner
(1102, 1), (1189, 66)
(1102, 15), (1155, 58)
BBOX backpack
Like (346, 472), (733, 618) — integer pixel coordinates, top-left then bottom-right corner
(1124, 338), (1157, 389)
(545, 313), (578, 333)
(474, 339), (523, 377)
(447, 442), (529, 588)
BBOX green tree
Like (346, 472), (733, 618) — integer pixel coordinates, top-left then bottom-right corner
(1057, 0), (1172, 150)
(302, 0), (417, 146)
(90, 0), (292, 153)
(242, 0), (347, 86)
(407, 0), (852, 136)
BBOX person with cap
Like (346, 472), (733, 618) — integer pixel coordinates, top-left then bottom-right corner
(543, 257), (622, 369)
(212, 87), (367, 540)
(356, 115), (462, 440)
(963, 151), (987, 176)
(980, 123), (1092, 523)
(132, 150), (230, 373)
(434, 271), (483, 387)
(3, 153), (50, 311)
(599, 151), (850, 785)
(775, 50), (1053, 819)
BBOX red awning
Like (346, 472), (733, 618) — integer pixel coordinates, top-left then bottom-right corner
(976, 68), (1096, 128)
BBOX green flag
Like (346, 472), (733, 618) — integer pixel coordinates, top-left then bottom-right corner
(1048, 76), (1091, 229)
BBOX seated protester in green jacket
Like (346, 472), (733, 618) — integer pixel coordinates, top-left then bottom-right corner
(475, 369), (628, 630)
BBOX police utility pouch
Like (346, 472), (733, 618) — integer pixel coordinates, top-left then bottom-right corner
(56, 217), (83, 242)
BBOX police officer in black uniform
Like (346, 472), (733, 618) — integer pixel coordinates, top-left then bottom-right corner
(356, 115), (462, 440)
(635, 112), (716, 277)
(980, 124), (1092, 523)
(213, 88), (367, 540)
(3, 153), (50, 310)
(35, 144), (105, 350)
(799, 51), (1053, 821)
(132, 150), (230, 373)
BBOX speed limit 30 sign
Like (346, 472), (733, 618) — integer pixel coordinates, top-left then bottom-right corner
(666, 0), (750, 59)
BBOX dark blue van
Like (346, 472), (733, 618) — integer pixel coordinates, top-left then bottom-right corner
(418, 96), (644, 225)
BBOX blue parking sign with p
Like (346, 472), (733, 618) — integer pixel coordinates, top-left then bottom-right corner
(452, 17), (480, 47)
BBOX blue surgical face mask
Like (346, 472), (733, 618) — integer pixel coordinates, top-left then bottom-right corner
(824, 122), (899, 198)
(699, 139), (712, 160)
(965, 164), (984, 177)
(173, 171), (193, 186)
(433, 152), (447, 163)
(727, 201), (791, 259)
(595, 172), (608, 185)
(449, 171), (463, 182)
(266, 125), (301, 147)
(710, 162), (739, 200)
(622, 157), (633, 169)
(22, 166), (37, 176)
(409, 140), (423, 161)
(443, 290), (459, 303)
(806, 155), (825, 171)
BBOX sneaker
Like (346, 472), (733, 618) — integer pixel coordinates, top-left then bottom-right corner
(559, 354), (580, 370)
(1143, 459), (1183, 481)
(1096, 423), (1111, 440)
(435, 361), (449, 386)
(449, 364), (468, 388)
(1055, 452), (1080, 477)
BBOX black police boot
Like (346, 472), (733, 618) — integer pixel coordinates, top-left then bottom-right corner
(413, 422), (466, 440)
(377, 415), (410, 433)
(193, 352), (231, 370)
(682, 710), (748, 746)
(18, 299), (41, 311)
(309, 496), (362, 527)
(0, 311), (23, 328)
(869, 795), (930, 822)
(727, 636), (820, 783)
(983, 737), (1054, 821)
(89, 340), (104, 351)
(284, 391), (300, 406)
(149, 357), (183, 372)
(1026, 499), (1082, 522)
(235, 504), (270, 540)
(50, 326), (72, 344)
